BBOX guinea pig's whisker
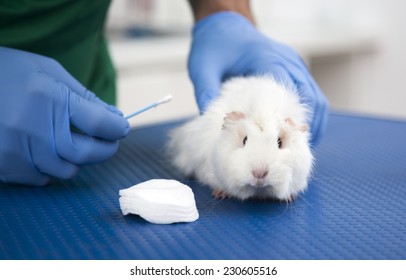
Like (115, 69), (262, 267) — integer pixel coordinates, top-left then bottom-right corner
(207, 196), (226, 211)
(296, 193), (320, 216)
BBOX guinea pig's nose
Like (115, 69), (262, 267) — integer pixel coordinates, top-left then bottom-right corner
(252, 169), (269, 179)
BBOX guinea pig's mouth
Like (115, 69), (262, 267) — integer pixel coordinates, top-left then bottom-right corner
(242, 183), (274, 198)
(252, 179), (271, 188)
(246, 182), (273, 191)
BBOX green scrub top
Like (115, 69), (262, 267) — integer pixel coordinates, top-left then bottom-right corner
(0, 0), (116, 105)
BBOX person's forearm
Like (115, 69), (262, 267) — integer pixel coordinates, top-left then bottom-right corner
(188, 0), (255, 23)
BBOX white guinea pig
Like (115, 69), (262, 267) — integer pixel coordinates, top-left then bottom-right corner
(167, 76), (313, 201)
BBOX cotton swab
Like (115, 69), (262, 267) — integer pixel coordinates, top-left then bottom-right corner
(125, 95), (173, 119)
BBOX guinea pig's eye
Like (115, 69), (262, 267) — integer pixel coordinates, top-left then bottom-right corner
(243, 136), (248, 146)
(277, 137), (282, 149)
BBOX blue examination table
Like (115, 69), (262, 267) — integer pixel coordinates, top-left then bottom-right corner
(1, 113), (405, 259)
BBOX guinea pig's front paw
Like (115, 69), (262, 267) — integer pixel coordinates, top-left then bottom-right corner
(285, 194), (298, 203)
(212, 189), (229, 199)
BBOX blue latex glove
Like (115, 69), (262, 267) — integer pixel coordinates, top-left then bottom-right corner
(0, 46), (130, 186)
(188, 12), (329, 145)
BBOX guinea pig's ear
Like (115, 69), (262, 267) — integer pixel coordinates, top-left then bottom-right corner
(222, 111), (245, 130)
(224, 111), (245, 122)
(285, 117), (308, 132)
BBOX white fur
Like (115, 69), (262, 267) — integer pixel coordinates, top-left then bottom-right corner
(167, 76), (313, 201)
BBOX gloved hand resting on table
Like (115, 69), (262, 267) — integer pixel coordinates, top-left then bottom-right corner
(0, 47), (130, 186)
(188, 12), (329, 145)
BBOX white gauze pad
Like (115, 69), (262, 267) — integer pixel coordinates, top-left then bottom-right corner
(119, 179), (199, 224)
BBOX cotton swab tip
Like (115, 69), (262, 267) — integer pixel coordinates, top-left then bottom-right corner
(124, 94), (174, 120)
(157, 95), (173, 105)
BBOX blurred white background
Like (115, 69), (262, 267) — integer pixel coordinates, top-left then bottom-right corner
(106, 0), (406, 127)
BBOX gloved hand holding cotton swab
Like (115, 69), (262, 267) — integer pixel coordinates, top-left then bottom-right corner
(125, 95), (173, 119)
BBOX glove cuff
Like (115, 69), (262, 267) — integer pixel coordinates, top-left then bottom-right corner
(192, 11), (255, 37)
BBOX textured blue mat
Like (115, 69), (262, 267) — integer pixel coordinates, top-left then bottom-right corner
(1, 113), (406, 260)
